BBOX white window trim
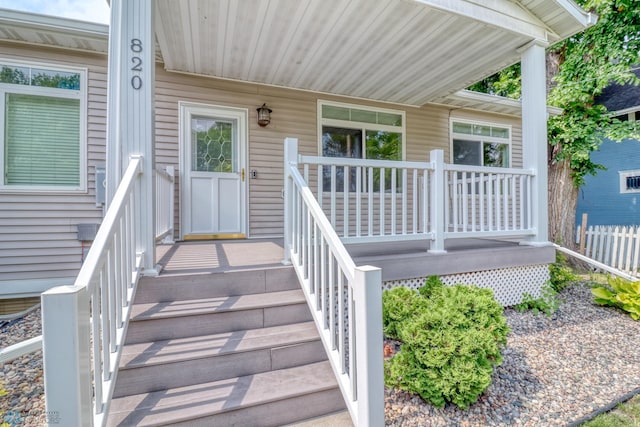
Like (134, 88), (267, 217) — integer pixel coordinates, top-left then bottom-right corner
(449, 118), (512, 167)
(317, 99), (406, 160)
(619, 169), (640, 194)
(0, 58), (87, 193)
(611, 106), (640, 121)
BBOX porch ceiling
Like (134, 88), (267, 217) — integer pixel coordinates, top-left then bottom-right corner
(155, 0), (592, 107)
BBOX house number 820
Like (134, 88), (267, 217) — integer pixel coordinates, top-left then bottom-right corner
(130, 39), (143, 90)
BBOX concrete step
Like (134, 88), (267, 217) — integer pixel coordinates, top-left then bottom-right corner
(125, 289), (312, 343)
(113, 321), (327, 397)
(107, 361), (346, 427)
(134, 267), (298, 303)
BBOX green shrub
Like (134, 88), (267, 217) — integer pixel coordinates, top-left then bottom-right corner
(418, 275), (444, 298)
(514, 281), (561, 316)
(592, 276), (640, 320)
(384, 281), (510, 409)
(549, 252), (579, 292)
(382, 286), (426, 339)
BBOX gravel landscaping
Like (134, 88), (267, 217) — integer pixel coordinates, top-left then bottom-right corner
(2, 283), (640, 426)
(0, 306), (45, 426)
(385, 283), (640, 426)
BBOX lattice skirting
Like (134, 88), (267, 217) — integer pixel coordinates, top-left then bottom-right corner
(383, 264), (550, 307)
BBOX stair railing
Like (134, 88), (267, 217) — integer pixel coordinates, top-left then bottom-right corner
(284, 138), (384, 427)
(41, 155), (144, 427)
(155, 165), (175, 243)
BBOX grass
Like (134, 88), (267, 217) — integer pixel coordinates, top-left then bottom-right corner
(581, 395), (640, 427)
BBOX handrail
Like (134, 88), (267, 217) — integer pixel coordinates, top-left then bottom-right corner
(42, 156), (144, 427)
(554, 244), (639, 282)
(284, 138), (384, 427)
(155, 165), (175, 243)
(300, 154), (432, 170)
(0, 336), (42, 364)
(297, 149), (537, 251)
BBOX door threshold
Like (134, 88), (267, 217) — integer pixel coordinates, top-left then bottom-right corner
(183, 233), (246, 241)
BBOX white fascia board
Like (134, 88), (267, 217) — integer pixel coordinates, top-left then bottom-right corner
(0, 8), (108, 38)
(455, 89), (521, 110)
(412, 0), (552, 41)
(554, 0), (598, 29)
(445, 90), (563, 116)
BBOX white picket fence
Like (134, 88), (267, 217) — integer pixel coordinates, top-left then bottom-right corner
(577, 225), (640, 277)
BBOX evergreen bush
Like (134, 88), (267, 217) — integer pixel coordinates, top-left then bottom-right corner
(383, 279), (509, 409)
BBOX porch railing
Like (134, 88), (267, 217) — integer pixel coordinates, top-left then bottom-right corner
(298, 148), (535, 252)
(42, 155), (144, 427)
(443, 163), (534, 239)
(155, 165), (175, 243)
(284, 138), (384, 427)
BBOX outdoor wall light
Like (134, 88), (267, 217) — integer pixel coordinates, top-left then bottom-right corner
(256, 103), (272, 127)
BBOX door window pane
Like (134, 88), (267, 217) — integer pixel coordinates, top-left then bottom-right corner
(191, 117), (236, 173)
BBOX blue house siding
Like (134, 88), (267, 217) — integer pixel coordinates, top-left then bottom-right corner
(576, 138), (640, 226)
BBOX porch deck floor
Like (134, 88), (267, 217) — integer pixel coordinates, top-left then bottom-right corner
(154, 237), (550, 280)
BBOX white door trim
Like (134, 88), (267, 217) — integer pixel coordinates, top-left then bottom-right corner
(179, 101), (248, 240)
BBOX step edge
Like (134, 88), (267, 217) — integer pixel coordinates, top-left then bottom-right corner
(119, 335), (322, 370)
(109, 363), (340, 423)
(131, 291), (306, 321)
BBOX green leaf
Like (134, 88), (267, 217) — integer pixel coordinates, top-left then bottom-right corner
(592, 286), (616, 305)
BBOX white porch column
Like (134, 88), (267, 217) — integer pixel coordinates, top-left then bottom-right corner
(520, 41), (549, 245)
(106, 0), (157, 274)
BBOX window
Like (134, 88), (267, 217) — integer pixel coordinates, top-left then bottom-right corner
(612, 109), (640, 122)
(619, 170), (640, 194)
(451, 120), (511, 168)
(0, 61), (86, 191)
(319, 101), (405, 190)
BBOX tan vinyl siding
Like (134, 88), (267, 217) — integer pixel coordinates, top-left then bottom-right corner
(154, 67), (524, 239)
(0, 41), (526, 293)
(0, 43), (106, 290)
(0, 297), (40, 315)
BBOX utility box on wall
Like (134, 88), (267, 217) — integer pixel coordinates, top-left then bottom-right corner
(77, 223), (100, 263)
(95, 165), (106, 206)
(77, 223), (99, 242)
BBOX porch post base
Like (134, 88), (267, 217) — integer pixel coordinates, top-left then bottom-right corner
(142, 264), (162, 277)
(428, 249), (447, 254)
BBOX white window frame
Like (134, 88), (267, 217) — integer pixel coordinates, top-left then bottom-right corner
(0, 58), (87, 193)
(619, 169), (640, 194)
(449, 118), (512, 168)
(611, 106), (640, 122)
(317, 99), (406, 160)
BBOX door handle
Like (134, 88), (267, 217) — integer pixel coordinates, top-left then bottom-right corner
(241, 168), (245, 182)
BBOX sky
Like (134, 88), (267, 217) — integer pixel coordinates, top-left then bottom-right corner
(0, 0), (110, 24)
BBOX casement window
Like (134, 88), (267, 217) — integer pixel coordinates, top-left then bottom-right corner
(620, 170), (640, 194)
(451, 120), (511, 168)
(0, 61), (86, 192)
(319, 100), (405, 191)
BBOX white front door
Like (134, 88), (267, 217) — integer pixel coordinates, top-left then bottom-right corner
(180, 103), (247, 239)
